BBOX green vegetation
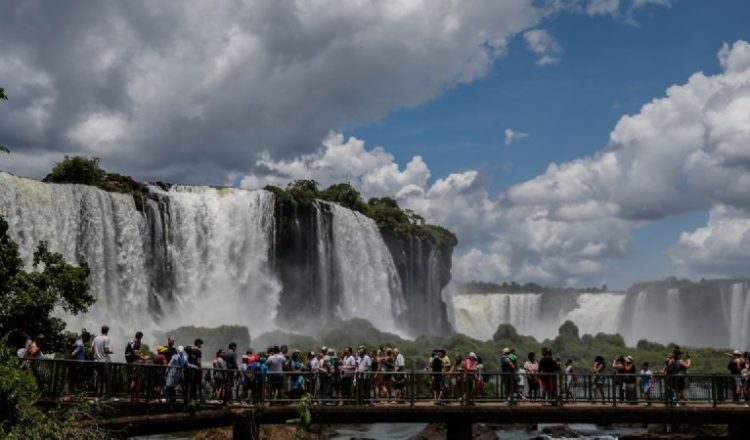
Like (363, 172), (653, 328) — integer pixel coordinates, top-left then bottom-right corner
(1, 87), (8, 154)
(266, 180), (457, 248)
(259, 318), (734, 374)
(0, 214), (101, 438)
(458, 281), (609, 294)
(43, 156), (149, 211)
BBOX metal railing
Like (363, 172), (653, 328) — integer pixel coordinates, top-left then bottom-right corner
(21, 358), (749, 408)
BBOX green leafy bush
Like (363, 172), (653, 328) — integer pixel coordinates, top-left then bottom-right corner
(46, 156), (106, 186)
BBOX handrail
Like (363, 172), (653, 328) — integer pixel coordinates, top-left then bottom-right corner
(19, 357), (748, 408)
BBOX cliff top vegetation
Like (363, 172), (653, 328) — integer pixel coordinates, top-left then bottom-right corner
(265, 179), (458, 248)
(456, 281), (610, 294)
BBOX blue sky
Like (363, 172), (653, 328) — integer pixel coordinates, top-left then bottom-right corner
(347, 0), (750, 288)
(2, 0), (749, 289)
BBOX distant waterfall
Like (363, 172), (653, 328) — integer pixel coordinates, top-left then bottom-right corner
(722, 282), (750, 349)
(560, 293), (626, 338)
(452, 293), (543, 340)
(327, 202), (406, 334)
(0, 172), (281, 344)
(451, 292), (627, 342)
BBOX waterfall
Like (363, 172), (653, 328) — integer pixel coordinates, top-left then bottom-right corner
(560, 293), (626, 337)
(327, 202), (406, 334)
(665, 288), (681, 342)
(0, 172), (281, 346)
(451, 293), (542, 341)
(148, 185), (280, 334)
(723, 282), (750, 349)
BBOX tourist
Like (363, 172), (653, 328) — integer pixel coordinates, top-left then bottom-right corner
(475, 355), (486, 397)
(341, 347), (356, 401)
(152, 346), (169, 398)
(393, 348), (405, 402)
(441, 349), (451, 399)
(266, 345), (286, 401)
(524, 352), (539, 400)
(671, 348), (691, 405)
(563, 359), (575, 401)
(211, 349), (227, 401)
(592, 355), (606, 403)
(500, 347), (515, 402)
(165, 346), (189, 403)
(239, 355), (252, 402)
(538, 347), (559, 404)
(92, 325), (112, 362)
(125, 331), (148, 399)
(25, 334), (44, 381)
(509, 348), (523, 400)
(63, 333), (84, 394)
(289, 350), (305, 397)
(186, 338), (204, 401)
(612, 355), (626, 402)
(430, 350), (444, 405)
(728, 349), (744, 402)
(463, 352), (478, 405)
(165, 336), (177, 361)
(81, 330), (93, 360)
(623, 356), (637, 403)
(250, 354), (267, 404)
(92, 326), (112, 394)
(356, 346), (372, 403)
(452, 354), (464, 403)
(639, 362), (653, 406)
(741, 358), (750, 407)
(382, 348), (395, 401)
(222, 342), (239, 402)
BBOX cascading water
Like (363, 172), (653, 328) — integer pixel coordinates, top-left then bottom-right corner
(451, 291), (628, 342)
(327, 202), (406, 334)
(560, 293), (626, 337)
(451, 293), (542, 341)
(0, 172), (281, 346)
(722, 282), (750, 349)
(148, 185), (280, 333)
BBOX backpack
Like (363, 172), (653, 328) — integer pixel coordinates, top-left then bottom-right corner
(124, 340), (136, 363)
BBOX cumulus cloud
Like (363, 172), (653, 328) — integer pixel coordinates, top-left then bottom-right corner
(504, 128), (529, 145)
(0, 0), (544, 183)
(523, 29), (563, 65)
(670, 205), (750, 276)
(241, 40), (750, 285)
(239, 132), (430, 198)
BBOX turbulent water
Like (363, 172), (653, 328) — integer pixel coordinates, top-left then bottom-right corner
(451, 281), (750, 348)
(0, 173), (281, 344)
(0, 172), (417, 345)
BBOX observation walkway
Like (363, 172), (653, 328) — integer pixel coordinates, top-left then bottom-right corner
(25, 358), (750, 439)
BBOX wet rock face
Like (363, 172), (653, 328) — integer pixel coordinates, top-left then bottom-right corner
(381, 229), (454, 336)
(272, 199), (456, 337)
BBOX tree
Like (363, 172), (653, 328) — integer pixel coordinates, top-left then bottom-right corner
(1, 87), (8, 154)
(0, 214), (98, 438)
(0, 214), (94, 352)
(45, 156), (106, 186)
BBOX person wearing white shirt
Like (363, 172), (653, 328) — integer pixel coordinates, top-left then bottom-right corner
(356, 346), (372, 401)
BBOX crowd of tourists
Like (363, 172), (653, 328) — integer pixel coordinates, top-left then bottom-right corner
(15, 326), (711, 407)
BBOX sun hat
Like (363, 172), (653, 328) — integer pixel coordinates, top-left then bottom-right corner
(469, 352), (477, 359)
(502, 347), (510, 354)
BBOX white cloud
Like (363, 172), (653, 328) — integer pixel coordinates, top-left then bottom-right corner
(523, 29), (563, 65)
(586, 0), (621, 16)
(504, 128), (529, 145)
(0, 0), (545, 184)
(239, 132), (430, 198)
(240, 40), (750, 285)
(670, 205), (750, 276)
